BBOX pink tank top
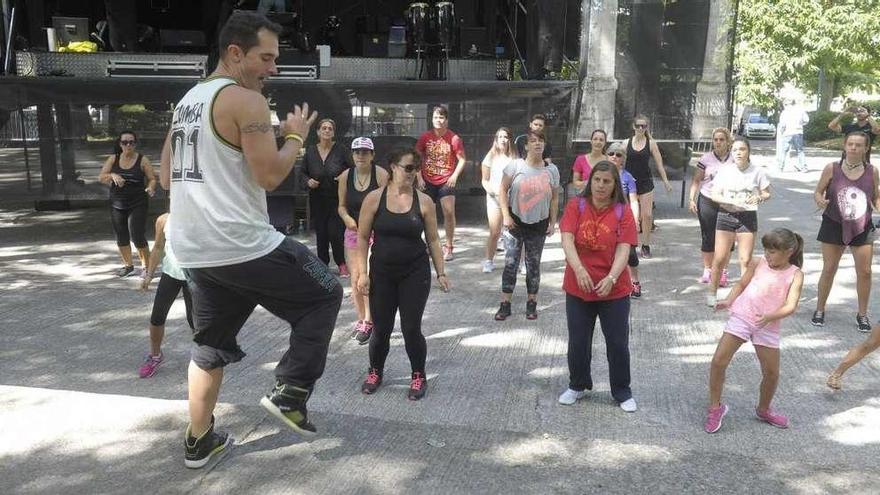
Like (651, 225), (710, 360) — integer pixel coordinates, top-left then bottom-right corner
(730, 258), (799, 332)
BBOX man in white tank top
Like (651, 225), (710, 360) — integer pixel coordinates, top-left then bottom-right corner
(159, 11), (343, 469)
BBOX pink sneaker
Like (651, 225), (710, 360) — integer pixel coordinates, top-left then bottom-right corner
(355, 320), (373, 345)
(719, 269), (729, 288)
(704, 404), (728, 433)
(699, 268), (711, 284)
(338, 263), (350, 278)
(138, 353), (164, 378)
(755, 408), (789, 428)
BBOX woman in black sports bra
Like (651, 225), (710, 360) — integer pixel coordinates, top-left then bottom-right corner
(355, 148), (449, 401)
(624, 115), (672, 259)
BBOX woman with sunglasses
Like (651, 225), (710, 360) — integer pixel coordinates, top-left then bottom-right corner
(571, 129), (608, 194)
(99, 130), (156, 277)
(481, 127), (517, 273)
(337, 137), (389, 344)
(607, 142), (642, 298)
(301, 118), (350, 275)
(357, 148), (449, 400)
(689, 128), (734, 285)
(625, 115), (672, 259)
(494, 130), (560, 321)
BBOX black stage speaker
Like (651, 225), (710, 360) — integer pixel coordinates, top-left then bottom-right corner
(361, 34), (388, 57)
(159, 29), (207, 53)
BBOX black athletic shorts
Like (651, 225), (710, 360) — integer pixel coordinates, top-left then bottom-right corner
(635, 178), (655, 195)
(817, 215), (875, 246)
(423, 181), (455, 202)
(716, 209), (758, 234)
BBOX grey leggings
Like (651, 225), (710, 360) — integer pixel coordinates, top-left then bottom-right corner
(501, 225), (547, 295)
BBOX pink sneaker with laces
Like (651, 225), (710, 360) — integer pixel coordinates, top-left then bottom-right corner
(755, 408), (789, 428)
(139, 353), (164, 378)
(704, 403), (728, 433)
(719, 269), (729, 288)
(338, 263), (350, 278)
(355, 320), (373, 345)
(699, 268), (711, 284)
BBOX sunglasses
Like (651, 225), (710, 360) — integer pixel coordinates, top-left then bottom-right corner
(634, 124), (648, 129)
(609, 152), (624, 158)
(400, 164), (420, 173)
(120, 140), (136, 145)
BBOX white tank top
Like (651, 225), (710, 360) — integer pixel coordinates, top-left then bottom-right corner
(168, 76), (284, 268)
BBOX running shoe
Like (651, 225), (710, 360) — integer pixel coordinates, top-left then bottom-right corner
(338, 263), (350, 278)
(526, 300), (538, 320)
(361, 368), (383, 394)
(704, 404), (728, 433)
(619, 398), (638, 413)
(494, 301), (512, 321)
(138, 352), (164, 378)
(350, 320), (364, 339)
(184, 416), (231, 469)
(259, 382), (317, 435)
(699, 268), (711, 284)
(640, 245), (652, 259)
(631, 281), (642, 299)
(520, 261), (527, 275)
(706, 293), (717, 308)
(826, 372), (843, 390)
(856, 314), (872, 333)
(558, 388), (587, 405)
(810, 310), (825, 327)
(719, 269), (729, 288)
(755, 408), (789, 428)
(115, 265), (134, 277)
(355, 321), (373, 345)
(482, 260), (494, 273)
(442, 244), (454, 261)
(408, 371), (427, 400)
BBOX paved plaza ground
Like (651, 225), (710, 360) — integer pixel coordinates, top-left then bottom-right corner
(2, 142), (879, 494)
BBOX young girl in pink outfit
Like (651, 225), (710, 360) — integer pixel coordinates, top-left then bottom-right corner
(704, 228), (804, 433)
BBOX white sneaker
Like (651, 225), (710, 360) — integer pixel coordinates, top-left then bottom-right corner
(706, 294), (717, 308)
(619, 398), (638, 413)
(558, 388), (587, 405)
(520, 262), (527, 275)
(482, 260), (494, 273)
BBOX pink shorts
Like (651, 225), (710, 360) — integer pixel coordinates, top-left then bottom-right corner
(344, 228), (373, 250)
(724, 313), (780, 348)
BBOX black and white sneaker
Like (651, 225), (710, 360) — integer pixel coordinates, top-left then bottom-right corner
(259, 382), (317, 435)
(115, 265), (134, 277)
(184, 416), (232, 469)
(811, 310), (825, 327)
(856, 314), (872, 333)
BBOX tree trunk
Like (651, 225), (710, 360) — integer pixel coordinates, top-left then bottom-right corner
(817, 68), (835, 111)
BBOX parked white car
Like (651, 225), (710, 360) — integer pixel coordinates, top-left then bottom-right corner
(741, 114), (776, 139)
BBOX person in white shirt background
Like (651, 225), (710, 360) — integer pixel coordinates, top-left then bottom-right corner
(776, 99), (810, 172)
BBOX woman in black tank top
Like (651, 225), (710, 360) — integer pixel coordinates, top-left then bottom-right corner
(98, 130), (157, 277)
(624, 115), (672, 259)
(336, 137), (389, 343)
(355, 148), (450, 400)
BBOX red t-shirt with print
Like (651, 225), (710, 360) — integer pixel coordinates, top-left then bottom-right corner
(559, 197), (639, 301)
(416, 129), (466, 185)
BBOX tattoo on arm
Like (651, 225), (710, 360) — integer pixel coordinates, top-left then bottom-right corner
(241, 121), (272, 134)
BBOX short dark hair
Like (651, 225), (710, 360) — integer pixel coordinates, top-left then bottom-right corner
(579, 161), (626, 205)
(526, 129), (546, 143)
(530, 113), (547, 123)
(114, 129), (137, 155)
(218, 11), (282, 58)
(432, 106), (448, 118)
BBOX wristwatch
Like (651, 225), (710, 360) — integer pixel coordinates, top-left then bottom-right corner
(607, 274), (617, 284)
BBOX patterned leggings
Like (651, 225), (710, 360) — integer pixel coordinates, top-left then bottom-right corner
(501, 225), (547, 295)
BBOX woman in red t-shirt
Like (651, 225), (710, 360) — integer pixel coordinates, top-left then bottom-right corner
(558, 161), (640, 413)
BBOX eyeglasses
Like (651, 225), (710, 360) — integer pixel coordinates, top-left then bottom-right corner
(120, 140), (136, 146)
(634, 124), (648, 129)
(609, 152), (624, 158)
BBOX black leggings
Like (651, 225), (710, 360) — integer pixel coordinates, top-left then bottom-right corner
(368, 258), (431, 374)
(502, 225), (547, 295)
(150, 273), (194, 329)
(310, 194), (345, 266)
(697, 194), (720, 253)
(110, 203), (148, 248)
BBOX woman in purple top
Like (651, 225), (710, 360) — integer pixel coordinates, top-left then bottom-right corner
(812, 131), (880, 332)
(607, 142), (642, 297)
(689, 128), (734, 284)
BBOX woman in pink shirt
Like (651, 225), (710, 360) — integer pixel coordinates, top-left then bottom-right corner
(704, 228), (804, 433)
(571, 129), (608, 194)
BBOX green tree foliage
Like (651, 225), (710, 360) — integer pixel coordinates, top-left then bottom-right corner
(735, 0), (880, 110)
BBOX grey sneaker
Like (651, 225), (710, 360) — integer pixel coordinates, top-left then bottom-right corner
(184, 416), (232, 469)
(811, 310), (825, 327)
(856, 314), (871, 333)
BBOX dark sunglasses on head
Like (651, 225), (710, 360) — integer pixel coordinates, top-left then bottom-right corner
(120, 140), (136, 145)
(634, 124), (648, 129)
(609, 152), (624, 158)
